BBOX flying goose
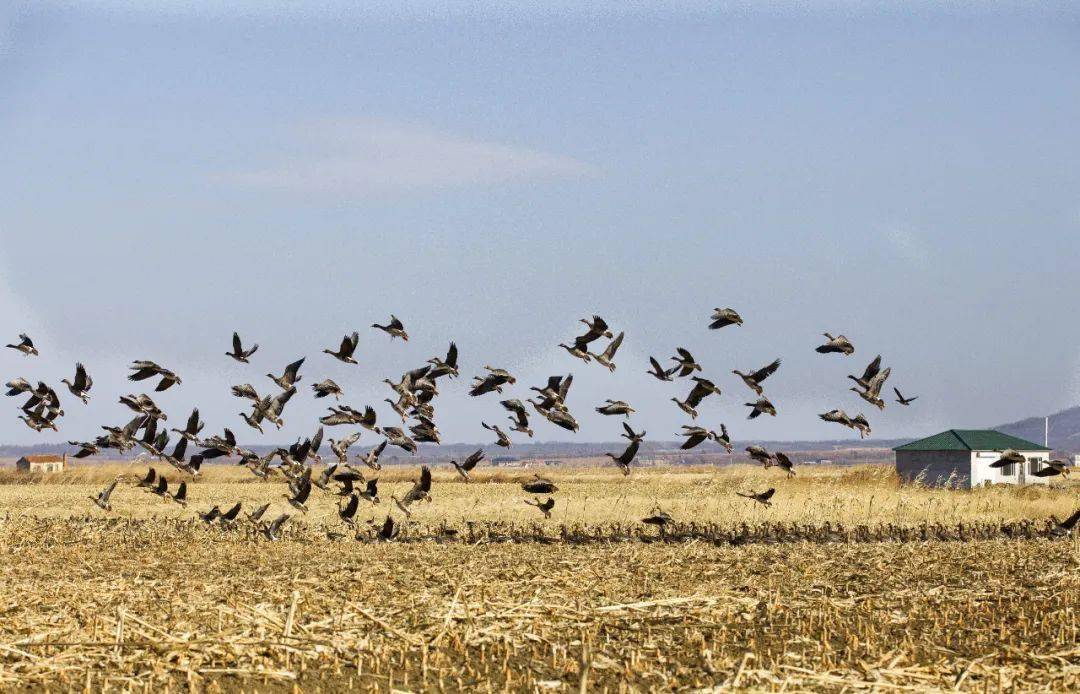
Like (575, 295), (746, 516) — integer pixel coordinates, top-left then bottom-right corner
(68, 440), (100, 458)
(313, 463), (339, 491)
(393, 466), (433, 516)
(6, 333), (37, 356)
(501, 399), (534, 437)
(89, 479), (118, 511)
(850, 413), (871, 439)
(893, 388), (918, 406)
(989, 449), (1026, 468)
(815, 333), (854, 355)
(61, 363), (93, 403)
(4, 377), (32, 396)
(819, 409), (854, 428)
(231, 383), (260, 401)
(590, 332), (624, 372)
(329, 431), (361, 464)
(377, 515), (399, 541)
(170, 408), (204, 443)
(847, 355), (882, 390)
(226, 332), (258, 363)
(679, 425), (717, 450)
(851, 367), (890, 410)
(199, 506), (222, 523)
(596, 399), (635, 417)
(647, 356), (677, 381)
(409, 416), (441, 444)
(262, 513), (290, 541)
(773, 452), (796, 477)
(673, 377), (721, 418)
(1031, 460), (1071, 478)
(530, 374), (573, 411)
(1050, 508), (1080, 537)
(128, 360), (182, 391)
(360, 439), (387, 470)
(745, 445), (772, 465)
(577, 315), (614, 344)
(307, 378), (341, 400)
(324, 332), (360, 364)
(382, 427), (418, 454)
(745, 396), (777, 419)
(148, 474), (169, 498)
(372, 315), (409, 341)
(20, 402), (59, 431)
(524, 497), (555, 518)
(733, 358), (781, 395)
(267, 357), (305, 389)
(715, 423), (734, 453)
(425, 341), (460, 379)
(451, 449), (485, 481)
(670, 348), (702, 377)
(469, 366), (516, 396)
(218, 502), (242, 527)
(606, 427), (642, 475)
(736, 488), (775, 507)
(532, 401), (580, 432)
(244, 502), (270, 525)
(120, 393), (165, 421)
(134, 467), (157, 489)
(338, 493), (360, 527)
(521, 474), (558, 495)
(169, 481), (188, 507)
(708, 308), (743, 330)
(482, 422), (512, 447)
(284, 476), (312, 513)
(558, 337), (592, 363)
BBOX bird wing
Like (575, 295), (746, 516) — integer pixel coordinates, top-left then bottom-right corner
(760, 488), (775, 500)
(675, 347), (693, 362)
(751, 358), (781, 383)
(558, 373), (573, 400)
(861, 355), (882, 381)
(649, 356), (663, 374)
(100, 479), (118, 501)
(681, 433), (705, 449)
(775, 452), (792, 467)
(221, 502), (242, 520)
(419, 465), (432, 493)
(186, 408), (200, 433)
(390, 315), (404, 330)
(602, 332), (624, 359)
(283, 358), (305, 381)
(232, 332), (242, 354)
(445, 342), (458, 367)
(74, 363), (90, 390)
(341, 494), (359, 519)
(463, 448), (485, 470)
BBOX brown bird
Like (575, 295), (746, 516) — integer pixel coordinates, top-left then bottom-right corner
(558, 336), (592, 363)
(267, 357), (305, 389)
(1031, 460), (1071, 478)
(482, 422), (512, 447)
(772, 452), (796, 477)
(989, 449), (1026, 469)
(670, 348), (702, 377)
(596, 399), (635, 417)
(708, 308), (743, 330)
(590, 331), (624, 372)
(6, 333), (38, 356)
(427, 342), (459, 379)
(313, 379), (343, 399)
(226, 332), (258, 363)
(61, 363), (93, 404)
(451, 449), (485, 481)
(647, 356), (677, 381)
(525, 496), (555, 519)
(88, 479), (118, 511)
(324, 332), (360, 364)
(522, 474), (558, 494)
(501, 399), (534, 437)
(128, 360), (182, 391)
(733, 358), (781, 395)
(893, 387), (917, 406)
(815, 333), (854, 355)
(642, 506), (674, 528)
(736, 488), (775, 507)
(745, 396), (777, 419)
(577, 315), (614, 344)
(847, 355), (882, 390)
(372, 315), (408, 341)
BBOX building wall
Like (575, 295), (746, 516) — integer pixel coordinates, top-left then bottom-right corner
(970, 450), (1049, 486)
(895, 450), (973, 488)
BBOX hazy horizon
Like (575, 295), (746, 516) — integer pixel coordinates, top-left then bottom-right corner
(2, 2), (1080, 446)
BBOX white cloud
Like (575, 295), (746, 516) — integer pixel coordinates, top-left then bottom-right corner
(223, 120), (592, 196)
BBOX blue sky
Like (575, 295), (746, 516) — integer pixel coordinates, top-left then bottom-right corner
(1, 2), (1079, 446)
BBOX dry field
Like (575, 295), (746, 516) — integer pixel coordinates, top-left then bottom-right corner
(0, 464), (1076, 691)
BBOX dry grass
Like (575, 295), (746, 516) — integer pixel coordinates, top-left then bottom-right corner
(0, 464), (1076, 690)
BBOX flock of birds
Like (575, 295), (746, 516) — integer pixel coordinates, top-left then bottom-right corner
(5, 310), (1076, 540)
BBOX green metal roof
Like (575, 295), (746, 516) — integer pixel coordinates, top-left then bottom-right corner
(893, 429), (1049, 452)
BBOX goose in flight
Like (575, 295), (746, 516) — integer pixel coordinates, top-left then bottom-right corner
(501, 399), (534, 437)
(672, 377), (721, 419)
(312, 379), (343, 400)
(20, 402), (59, 432)
(168, 481), (188, 507)
(745, 445), (772, 466)
(679, 425), (718, 450)
(372, 315), (409, 341)
(148, 474), (169, 498)
(218, 502), (243, 527)
(324, 332), (360, 364)
(521, 474), (558, 495)
(61, 363), (93, 404)
(989, 449), (1026, 468)
(135, 467), (157, 489)
(337, 494), (360, 527)
(773, 452), (796, 477)
(532, 401), (580, 432)
(199, 506), (222, 524)
(482, 422), (512, 447)
(170, 408), (204, 443)
(312, 463), (339, 491)
(1032, 460), (1071, 478)
(815, 333), (854, 355)
(392, 466), (433, 517)
(377, 515), (399, 541)
(4, 377), (32, 396)
(231, 384), (260, 401)
(596, 399), (635, 417)
(120, 393), (166, 421)
(819, 409), (854, 428)
(68, 440), (100, 459)
(267, 357), (305, 389)
(469, 366), (516, 396)
(558, 337), (592, 363)
(850, 413), (871, 439)
(6, 333), (38, 356)
(577, 315), (614, 344)
(847, 355), (882, 390)
(262, 514), (290, 541)
(89, 479), (118, 511)
(360, 439), (387, 470)
(128, 360), (182, 391)
(427, 342), (459, 379)
(670, 348), (702, 377)
(451, 449), (485, 481)
(525, 497), (555, 519)
(284, 476), (312, 513)
(409, 416), (440, 444)
(226, 332), (258, 363)
(247, 502), (270, 524)
(893, 388), (917, 406)
(356, 478), (380, 504)
(708, 308), (743, 330)
(329, 431), (361, 464)
(647, 356), (677, 381)
(744, 396), (777, 419)
(733, 358), (781, 395)
(530, 374), (573, 412)
(1050, 508), (1080, 537)
(715, 423), (733, 453)
(590, 332), (624, 372)
(851, 368), (890, 411)
(736, 488), (775, 507)
(382, 427), (418, 454)
(606, 424), (643, 475)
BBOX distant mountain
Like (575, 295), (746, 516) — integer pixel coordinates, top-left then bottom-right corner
(994, 405), (1080, 451)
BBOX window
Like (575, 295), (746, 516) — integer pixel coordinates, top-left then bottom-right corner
(1001, 462), (1015, 477)
(1028, 458), (1041, 475)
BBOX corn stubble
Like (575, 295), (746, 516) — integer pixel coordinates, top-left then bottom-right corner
(0, 464), (1076, 690)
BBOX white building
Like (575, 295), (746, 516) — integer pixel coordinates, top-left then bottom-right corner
(893, 429), (1051, 488)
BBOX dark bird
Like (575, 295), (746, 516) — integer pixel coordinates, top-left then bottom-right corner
(708, 308), (743, 330)
(647, 356), (677, 381)
(267, 357), (305, 389)
(590, 331), (624, 372)
(577, 315), (614, 344)
(679, 425), (717, 450)
(329, 431), (361, 464)
(360, 439), (387, 470)
(338, 493), (360, 526)
(733, 358), (781, 395)
(501, 399), (534, 437)
(313, 463), (339, 491)
(149, 474), (169, 498)
(382, 427), (418, 454)
(226, 332), (258, 363)
(893, 388), (918, 406)
(89, 479), (118, 511)
(377, 515), (399, 541)
(819, 409), (854, 428)
(642, 506), (674, 528)
(170, 408), (205, 443)
(169, 481), (188, 507)
(231, 383), (260, 401)
(469, 366), (516, 396)
(247, 502), (270, 524)
(61, 363), (93, 404)
(524, 497), (555, 518)
(120, 393), (166, 421)
(558, 336), (592, 363)
(672, 377), (721, 418)
(596, 399), (635, 417)
(530, 374), (573, 411)
(851, 367), (890, 411)
(532, 402), (580, 432)
(452, 449), (485, 481)
(745, 396), (777, 419)
(606, 424), (643, 475)
(989, 450), (1026, 469)
(324, 332), (360, 364)
(357, 478), (380, 504)
(4, 377), (32, 396)
(135, 467), (157, 489)
(427, 342), (459, 379)
(68, 440), (99, 458)
(847, 355), (882, 390)
(1031, 460), (1071, 478)
(6, 333), (38, 356)
(393, 465), (433, 517)
(128, 360), (182, 391)
(736, 488), (775, 507)
(670, 348), (702, 377)
(219, 502), (242, 526)
(850, 413), (871, 439)
(521, 474), (558, 495)
(482, 422), (512, 447)
(745, 445), (772, 465)
(372, 315), (409, 341)
(773, 452), (796, 477)
(262, 513), (290, 541)
(284, 476), (312, 513)
(1051, 508), (1080, 537)
(815, 333), (854, 355)
(312, 379), (343, 399)
(199, 506), (222, 523)
(715, 423), (734, 453)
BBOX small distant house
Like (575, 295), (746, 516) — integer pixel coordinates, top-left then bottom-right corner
(16, 454), (67, 473)
(893, 430), (1050, 488)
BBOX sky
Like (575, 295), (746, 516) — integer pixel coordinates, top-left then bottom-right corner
(1, 1), (1079, 447)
